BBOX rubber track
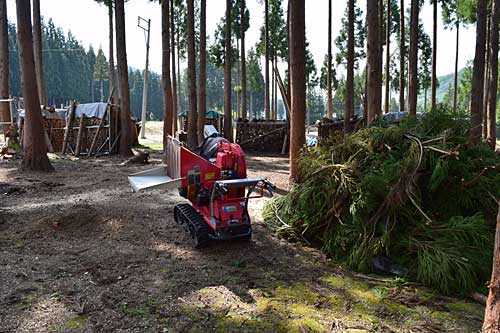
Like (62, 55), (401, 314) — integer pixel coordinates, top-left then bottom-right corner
(174, 203), (212, 248)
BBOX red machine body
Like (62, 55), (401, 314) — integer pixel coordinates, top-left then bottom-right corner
(175, 137), (273, 244)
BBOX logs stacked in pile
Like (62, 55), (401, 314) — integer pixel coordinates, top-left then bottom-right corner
(45, 118), (66, 151)
(236, 120), (286, 153)
(65, 117), (109, 155)
(317, 119), (361, 140)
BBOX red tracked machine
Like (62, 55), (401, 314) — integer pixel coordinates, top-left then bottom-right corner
(128, 130), (274, 248)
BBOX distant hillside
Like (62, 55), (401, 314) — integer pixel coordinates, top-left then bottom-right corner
(418, 68), (465, 105)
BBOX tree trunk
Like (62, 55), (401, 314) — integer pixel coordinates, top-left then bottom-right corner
(115, 0), (133, 156)
(236, 39), (240, 119)
(431, 0), (437, 111)
(250, 91), (253, 118)
(198, 0), (206, 144)
(487, 0), (499, 150)
(367, 0), (381, 125)
(274, 57), (278, 119)
(289, 0), (305, 184)
(171, 0), (177, 133)
(399, 0), (405, 112)
(241, 0), (247, 120)
(108, 3), (115, 98)
(0, 0), (9, 137)
(162, 0), (174, 153)
(424, 88), (427, 113)
(187, 0), (198, 149)
(223, 0), (232, 141)
(271, 55), (275, 119)
(470, 0), (488, 144)
(483, 202), (500, 333)
(452, 20), (459, 114)
(345, 0), (354, 133)
(16, 0), (52, 171)
(484, 16), (491, 139)
(32, 0), (46, 106)
(408, 0), (419, 118)
(384, 0), (391, 114)
(177, 29), (182, 115)
(264, 0), (270, 120)
(100, 79), (104, 102)
(327, 0), (332, 119)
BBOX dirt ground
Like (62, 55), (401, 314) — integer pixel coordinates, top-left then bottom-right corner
(0, 141), (486, 332)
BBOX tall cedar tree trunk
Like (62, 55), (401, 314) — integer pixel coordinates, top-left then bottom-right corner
(470, 0), (487, 144)
(115, 0), (133, 156)
(223, 0), (232, 141)
(236, 39), (240, 118)
(344, 0), (354, 133)
(162, 0), (174, 152)
(0, 0), (9, 136)
(241, 0), (247, 120)
(431, 0), (437, 111)
(274, 57), (278, 118)
(16, 0), (52, 171)
(408, 0), (418, 117)
(486, 0), (499, 150)
(286, 0), (291, 113)
(327, 0), (332, 118)
(399, 0), (405, 112)
(384, 0), (391, 114)
(264, 0), (270, 120)
(187, 0), (198, 149)
(289, 0), (305, 184)
(32, 0), (46, 106)
(170, 0), (177, 133)
(271, 56), (275, 118)
(483, 17), (491, 139)
(452, 17), (459, 113)
(366, 0), (381, 125)
(198, 0), (206, 144)
(108, 3), (115, 98)
(483, 202), (500, 333)
(177, 29), (182, 115)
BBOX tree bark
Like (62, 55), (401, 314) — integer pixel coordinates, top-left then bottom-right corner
(327, 0), (332, 119)
(289, 0), (305, 184)
(170, 0), (177, 133)
(483, 202), (500, 333)
(223, 0), (232, 141)
(274, 56), (278, 119)
(264, 0), (270, 120)
(408, 0), (419, 118)
(470, 0), (488, 144)
(367, 0), (382, 125)
(177, 29), (182, 115)
(162, 0), (174, 154)
(115, 0), (133, 156)
(484, 16), (491, 139)
(241, 0), (247, 120)
(487, 0), (499, 150)
(384, 0), (391, 114)
(16, 0), (52, 171)
(32, 0), (47, 106)
(399, 0), (405, 112)
(344, 0), (354, 133)
(198, 0), (206, 144)
(187, 0), (198, 149)
(452, 19), (459, 114)
(0, 0), (9, 136)
(431, 0), (437, 111)
(108, 3), (115, 98)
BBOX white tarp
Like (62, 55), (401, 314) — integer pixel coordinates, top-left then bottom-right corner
(68, 102), (108, 119)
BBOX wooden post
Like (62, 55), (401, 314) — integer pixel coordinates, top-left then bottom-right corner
(74, 113), (86, 156)
(483, 200), (500, 333)
(61, 102), (77, 154)
(88, 87), (115, 156)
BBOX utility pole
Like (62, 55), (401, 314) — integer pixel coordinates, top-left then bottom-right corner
(138, 16), (151, 139)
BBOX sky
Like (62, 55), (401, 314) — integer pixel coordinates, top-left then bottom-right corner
(5, 0), (477, 78)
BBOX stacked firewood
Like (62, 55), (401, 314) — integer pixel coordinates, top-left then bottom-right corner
(236, 120), (286, 153)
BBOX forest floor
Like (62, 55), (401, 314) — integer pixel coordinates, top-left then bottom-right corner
(0, 125), (487, 333)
